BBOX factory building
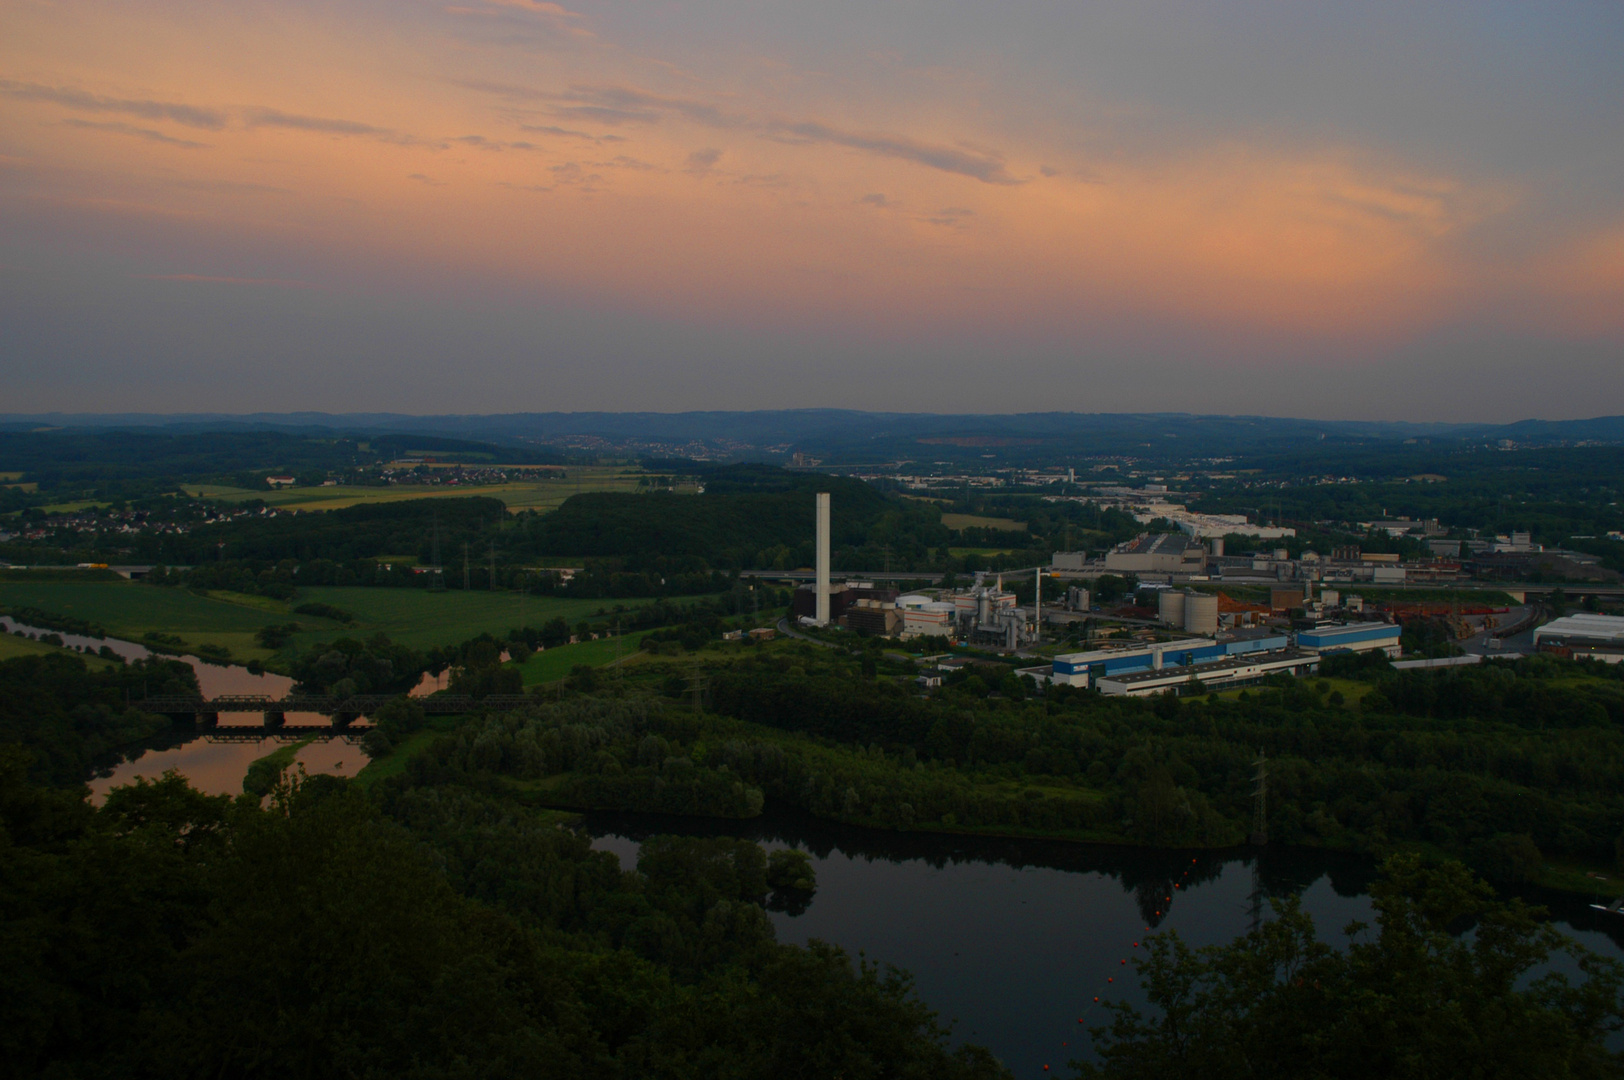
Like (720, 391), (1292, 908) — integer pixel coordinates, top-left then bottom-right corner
(1533, 613), (1624, 663)
(1295, 622), (1401, 657)
(1096, 648), (1320, 696)
(1103, 533), (1208, 574)
(793, 582), (900, 625)
(1050, 633), (1289, 688)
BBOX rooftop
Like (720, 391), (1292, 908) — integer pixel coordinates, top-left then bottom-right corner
(1534, 613), (1624, 644)
(1116, 533), (1203, 555)
(1101, 647), (1316, 686)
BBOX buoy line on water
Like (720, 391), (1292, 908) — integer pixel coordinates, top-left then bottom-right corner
(1042, 857), (1201, 1076)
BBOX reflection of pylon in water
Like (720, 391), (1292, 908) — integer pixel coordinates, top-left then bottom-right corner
(1248, 856), (1263, 936)
(1250, 749), (1268, 846)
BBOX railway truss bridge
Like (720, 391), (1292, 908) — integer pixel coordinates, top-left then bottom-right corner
(138, 693), (536, 728)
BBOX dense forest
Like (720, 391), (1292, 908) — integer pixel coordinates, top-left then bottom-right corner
(0, 656), (1009, 1078)
(8, 629), (1624, 1073)
(404, 641), (1624, 887)
(1080, 854), (1624, 1079)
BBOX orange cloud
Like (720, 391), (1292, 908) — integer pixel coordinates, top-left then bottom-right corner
(0, 0), (1604, 359)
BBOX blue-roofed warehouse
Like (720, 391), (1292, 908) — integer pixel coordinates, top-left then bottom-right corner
(1295, 621), (1401, 657)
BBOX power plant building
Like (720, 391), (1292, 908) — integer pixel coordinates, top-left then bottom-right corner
(897, 594), (956, 639)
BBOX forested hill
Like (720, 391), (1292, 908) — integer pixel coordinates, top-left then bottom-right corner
(173, 496), (507, 564)
(0, 429), (563, 501)
(160, 467), (949, 574)
(532, 466), (945, 567)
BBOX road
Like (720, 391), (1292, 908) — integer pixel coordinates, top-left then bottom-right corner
(1459, 604), (1544, 656)
(775, 617), (840, 648)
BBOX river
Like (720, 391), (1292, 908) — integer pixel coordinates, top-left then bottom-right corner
(2, 617), (442, 799)
(581, 806), (1624, 1078)
(13, 617), (1623, 1073)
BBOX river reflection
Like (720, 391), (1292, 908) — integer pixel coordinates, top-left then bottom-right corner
(2, 618), (387, 798)
(88, 731), (369, 800)
(581, 807), (1624, 1077)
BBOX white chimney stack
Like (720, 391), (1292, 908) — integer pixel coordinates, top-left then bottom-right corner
(815, 492), (831, 625)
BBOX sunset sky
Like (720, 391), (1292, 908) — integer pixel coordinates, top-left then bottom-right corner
(3, 0), (1622, 419)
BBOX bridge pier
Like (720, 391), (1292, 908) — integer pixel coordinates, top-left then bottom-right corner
(263, 711), (285, 729)
(197, 712), (219, 728)
(331, 712), (357, 728)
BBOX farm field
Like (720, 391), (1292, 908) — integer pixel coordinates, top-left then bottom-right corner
(0, 579), (684, 663)
(183, 465), (654, 514)
(940, 513), (1027, 532)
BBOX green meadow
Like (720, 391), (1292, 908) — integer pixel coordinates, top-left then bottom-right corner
(183, 465), (655, 515)
(0, 579), (676, 665)
(517, 630), (656, 686)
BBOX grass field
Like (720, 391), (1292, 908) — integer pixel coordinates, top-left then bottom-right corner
(0, 579), (689, 662)
(0, 630), (119, 668)
(295, 587), (641, 648)
(941, 513), (1027, 532)
(183, 465), (654, 515)
(517, 631), (656, 685)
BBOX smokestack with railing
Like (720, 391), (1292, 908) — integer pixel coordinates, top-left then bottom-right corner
(815, 492), (831, 625)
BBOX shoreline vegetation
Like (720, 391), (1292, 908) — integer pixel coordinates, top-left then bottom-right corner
(9, 588), (1624, 901)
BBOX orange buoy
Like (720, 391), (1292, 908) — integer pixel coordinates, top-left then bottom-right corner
(1132, 942), (1139, 947)
(1120, 959), (1126, 965)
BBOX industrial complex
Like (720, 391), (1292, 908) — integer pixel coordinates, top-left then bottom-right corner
(791, 496), (1423, 699)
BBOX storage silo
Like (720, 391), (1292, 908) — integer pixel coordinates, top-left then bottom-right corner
(1157, 590), (1186, 627)
(1183, 592), (1218, 636)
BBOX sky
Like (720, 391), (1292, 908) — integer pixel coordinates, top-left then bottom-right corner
(2, 0), (1623, 420)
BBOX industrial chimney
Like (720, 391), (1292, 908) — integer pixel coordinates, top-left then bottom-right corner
(815, 492), (831, 625)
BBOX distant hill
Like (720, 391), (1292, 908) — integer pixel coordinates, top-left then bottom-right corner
(3, 411), (1622, 467)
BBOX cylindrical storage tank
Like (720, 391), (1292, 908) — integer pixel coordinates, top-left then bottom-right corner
(977, 590), (992, 625)
(1184, 592), (1218, 636)
(1157, 590), (1186, 627)
(1210, 537), (1224, 557)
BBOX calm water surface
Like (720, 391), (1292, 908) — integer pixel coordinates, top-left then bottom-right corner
(582, 808), (1624, 1078)
(13, 618), (1621, 1073)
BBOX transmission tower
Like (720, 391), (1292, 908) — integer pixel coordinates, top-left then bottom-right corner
(685, 665), (709, 713)
(430, 512), (445, 591)
(1250, 749), (1269, 846)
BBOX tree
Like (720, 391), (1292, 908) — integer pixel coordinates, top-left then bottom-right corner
(1077, 854), (1624, 1079)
